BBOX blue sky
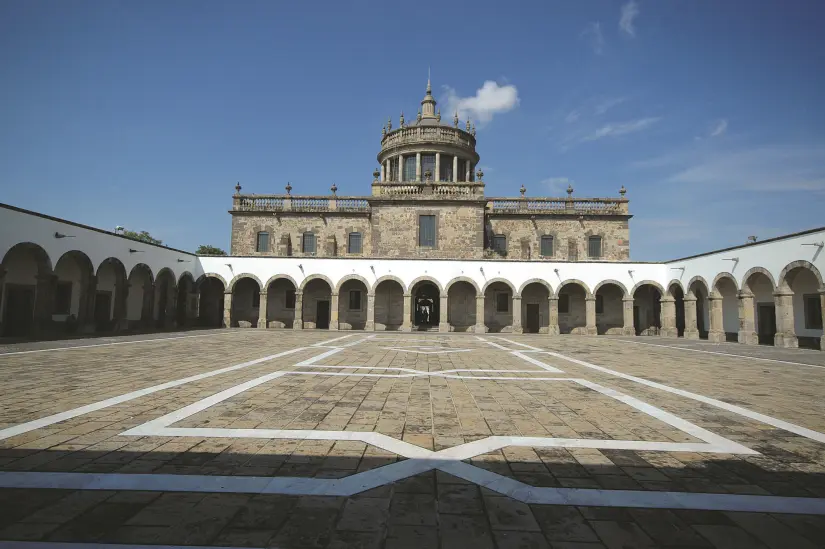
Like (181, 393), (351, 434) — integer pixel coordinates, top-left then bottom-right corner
(1, 1), (823, 261)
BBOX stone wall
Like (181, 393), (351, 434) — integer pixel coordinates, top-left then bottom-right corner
(231, 214), (372, 257)
(485, 217), (630, 261)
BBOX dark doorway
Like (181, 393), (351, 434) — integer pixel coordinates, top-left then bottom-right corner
(757, 304), (776, 345)
(3, 284), (35, 337)
(413, 283), (439, 329)
(316, 300), (330, 330)
(94, 291), (112, 330)
(525, 303), (540, 333)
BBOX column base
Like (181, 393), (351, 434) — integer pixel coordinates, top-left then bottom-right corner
(329, 321), (339, 331)
(684, 329), (700, 340)
(257, 320), (267, 329)
(438, 322), (450, 333)
(365, 321), (375, 332)
(738, 331), (757, 345)
(708, 330), (726, 343)
(548, 325), (559, 335)
(659, 328), (679, 338)
(586, 326), (598, 336)
(292, 319), (303, 330)
(474, 324), (487, 334)
(622, 327), (635, 336)
(400, 324), (412, 332)
(775, 332), (798, 348)
(512, 324), (523, 334)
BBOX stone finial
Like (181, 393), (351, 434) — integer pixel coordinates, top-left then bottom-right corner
(399, 111), (405, 127)
(382, 125), (386, 137)
(424, 169), (432, 183)
(476, 169), (484, 182)
(465, 117), (471, 131)
(330, 183), (338, 196)
(436, 108), (441, 122)
(567, 184), (574, 197)
(519, 184), (526, 197)
(373, 168), (380, 181)
(387, 117), (392, 131)
(417, 108), (422, 122)
(453, 112), (459, 128)
(285, 182), (292, 195)
(234, 182), (242, 195)
(471, 124), (476, 137)
(619, 185), (627, 197)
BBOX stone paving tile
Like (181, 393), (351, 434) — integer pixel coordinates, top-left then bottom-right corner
(2, 330), (825, 547)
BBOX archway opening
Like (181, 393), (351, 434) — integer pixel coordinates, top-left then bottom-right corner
(633, 284), (662, 336)
(53, 251), (94, 334)
(745, 272), (776, 345)
(521, 283), (549, 334)
(267, 278), (297, 329)
(484, 281), (513, 333)
(411, 281), (439, 330)
(715, 278), (739, 343)
(374, 279), (404, 331)
(668, 284), (685, 337)
(1, 243), (51, 338)
(198, 277), (225, 328)
(232, 277), (261, 328)
(595, 283), (624, 335)
(558, 283), (587, 334)
(688, 281), (710, 339)
(96, 258), (127, 332)
(784, 266), (823, 350)
(153, 269), (177, 330)
(127, 264), (153, 329)
(339, 279), (369, 330)
(302, 278), (332, 329)
(448, 281), (477, 332)
(176, 275), (194, 328)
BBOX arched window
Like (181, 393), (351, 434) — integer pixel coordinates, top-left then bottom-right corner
(540, 235), (554, 257)
(588, 236), (603, 259)
(348, 232), (362, 254)
(302, 232), (316, 254)
(256, 232), (269, 253)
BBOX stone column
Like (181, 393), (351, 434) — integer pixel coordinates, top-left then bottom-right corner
(33, 273), (57, 337)
(415, 152), (421, 182)
(683, 291), (699, 339)
(401, 293), (412, 332)
(659, 295), (677, 337)
(398, 154), (404, 182)
(141, 282), (155, 329)
(435, 153), (441, 182)
(222, 291), (232, 328)
(737, 291), (757, 345)
(585, 296), (597, 335)
(512, 296), (523, 334)
(380, 163), (385, 182)
(708, 294), (725, 343)
(466, 161), (473, 182)
(366, 293), (376, 331)
(622, 296), (635, 335)
(329, 292), (339, 331)
(453, 156), (459, 183)
(293, 290), (303, 329)
(773, 289), (798, 348)
(257, 291), (268, 328)
(548, 296), (559, 335)
(439, 294), (449, 332)
(474, 295), (486, 333)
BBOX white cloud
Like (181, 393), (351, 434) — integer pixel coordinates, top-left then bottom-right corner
(594, 97), (628, 115)
(710, 119), (728, 137)
(565, 110), (580, 123)
(442, 81), (519, 125)
(580, 117), (660, 142)
(541, 177), (573, 194)
(620, 1), (640, 37)
(581, 22), (604, 54)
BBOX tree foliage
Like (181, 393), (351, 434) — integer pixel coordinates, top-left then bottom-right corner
(196, 244), (227, 256)
(122, 230), (162, 245)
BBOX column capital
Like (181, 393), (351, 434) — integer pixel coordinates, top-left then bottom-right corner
(659, 296), (675, 303)
(622, 296), (635, 303)
(549, 296), (559, 302)
(331, 292), (339, 298)
(259, 290), (268, 296)
(585, 296), (596, 302)
(738, 291), (754, 298)
(683, 294), (697, 303)
(773, 290), (794, 298)
(224, 290), (232, 296)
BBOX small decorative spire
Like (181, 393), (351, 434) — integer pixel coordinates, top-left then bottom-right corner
(619, 185), (627, 197)
(436, 108), (441, 122)
(471, 124), (476, 137)
(417, 108), (422, 122)
(387, 116), (392, 131)
(520, 184), (526, 197)
(453, 112), (459, 128)
(567, 184), (574, 197)
(400, 111), (405, 127)
(382, 124), (386, 137)
(476, 169), (484, 182)
(465, 117), (471, 131)
(234, 182), (242, 195)
(330, 183), (337, 196)
(285, 182), (292, 195)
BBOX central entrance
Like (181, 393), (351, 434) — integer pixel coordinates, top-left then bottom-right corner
(412, 281), (439, 330)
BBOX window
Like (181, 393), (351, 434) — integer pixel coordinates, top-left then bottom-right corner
(456, 159), (466, 182)
(558, 294), (570, 314)
(588, 236), (603, 259)
(348, 232), (362, 254)
(804, 294), (823, 329)
(389, 157), (399, 182)
(302, 232), (316, 254)
(54, 282), (72, 315)
(403, 156), (416, 181)
(440, 155), (453, 181)
(256, 232), (269, 253)
(595, 294), (604, 314)
(285, 289), (296, 309)
(496, 292), (509, 313)
(419, 215), (436, 247)
(421, 154), (435, 181)
(492, 235), (507, 256)
(349, 290), (362, 310)
(540, 235), (554, 257)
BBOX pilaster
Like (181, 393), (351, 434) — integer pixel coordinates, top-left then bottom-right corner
(737, 291), (757, 345)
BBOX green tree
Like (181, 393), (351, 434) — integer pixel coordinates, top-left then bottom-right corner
(196, 244), (227, 256)
(122, 230), (162, 245)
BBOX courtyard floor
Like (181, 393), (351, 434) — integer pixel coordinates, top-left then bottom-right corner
(1, 330), (825, 548)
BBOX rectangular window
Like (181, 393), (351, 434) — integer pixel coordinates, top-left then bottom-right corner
(256, 232), (269, 253)
(540, 235), (554, 257)
(349, 290), (362, 310)
(440, 155), (453, 181)
(347, 232), (362, 254)
(389, 158), (399, 182)
(302, 232), (316, 254)
(588, 236), (603, 259)
(421, 154), (436, 181)
(492, 235), (507, 256)
(54, 282), (72, 315)
(804, 294), (823, 329)
(558, 294), (570, 314)
(456, 159), (466, 182)
(419, 215), (436, 247)
(596, 294), (604, 314)
(285, 289), (296, 309)
(403, 156), (417, 181)
(496, 292), (509, 313)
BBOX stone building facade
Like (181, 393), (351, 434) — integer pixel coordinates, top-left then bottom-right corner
(230, 81), (631, 261)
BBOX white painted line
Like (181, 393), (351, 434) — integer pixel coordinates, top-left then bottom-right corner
(0, 332), (231, 357)
(511, 351), (565, 373)
(0, 347), (308, 441)
(311, 334), (354, 346)
(492, 336), (542, 351)
(0, 543), (263, 549)
(616, 338), (825, 370)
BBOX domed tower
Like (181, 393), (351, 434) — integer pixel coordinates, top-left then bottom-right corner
(374, 78), (482, 196)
